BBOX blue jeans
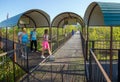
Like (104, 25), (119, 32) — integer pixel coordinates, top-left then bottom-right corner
(22, 42), (28, 56)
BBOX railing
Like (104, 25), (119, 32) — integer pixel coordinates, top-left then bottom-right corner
(80, 31), (89, 81)
(88, 40), (120, 82)
(80, 31), (86, 59)
(80, 32), (120, 60)
(89, 49), (111, 82)
(89, 40), (120, 50)
(90, 48), (119, 82)
(15, 43), (29, 72)
(20, 33), (72, 54)
(0, 32), (80, 82)
(0, 37), (14, 51)
(52, 33), (72, 53)
(80, 32), (120, 82)
(0, 45), (28, 82)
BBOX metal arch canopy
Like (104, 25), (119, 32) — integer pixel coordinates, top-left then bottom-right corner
(51, 12), (85, 28)
(0, 9), (50, 28)
(84, 2), (120, 26)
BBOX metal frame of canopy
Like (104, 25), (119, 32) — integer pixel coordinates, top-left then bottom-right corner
(84, 1), (120, 81)
(51, 12), (85, 47)
(0, 9), (51, 62)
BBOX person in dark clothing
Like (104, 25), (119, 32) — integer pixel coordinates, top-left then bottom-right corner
(72, 29), (75, 35)
(30, 28), (37, 52)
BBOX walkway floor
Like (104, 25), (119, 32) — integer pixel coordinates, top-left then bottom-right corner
(43, 31), (84, 65)
(23, 31), (86, 82)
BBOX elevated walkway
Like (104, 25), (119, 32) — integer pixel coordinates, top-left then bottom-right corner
(22, 31), (86, 82)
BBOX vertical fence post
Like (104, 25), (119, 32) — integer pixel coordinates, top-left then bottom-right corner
(86, 40), (88, 60)
(6, 13), (8, 51)
(49, 26), (52, 52)
(89, 50), (92, 82)
(57, 27), (59, 48)
(13, 26), (16, 82)
(92, 41), (94, 49)
(0, 28), (2, 49)
(51, 62), (53, 82)
(61, 64), (64, 82)
(110, 26), (113, 80)
(118, 50), (120, 82)
(26, 45), (29, 82)
(13, 54), (16, 82)
(13, 27), (16, 62)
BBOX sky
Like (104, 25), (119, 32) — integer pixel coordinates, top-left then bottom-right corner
(0, 0), (120, 22)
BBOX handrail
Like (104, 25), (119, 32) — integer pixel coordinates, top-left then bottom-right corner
(90, 49), (111, 82)
(0, 47), (23, 57)
(89, 40), (120, 41)
(0, 49), (17, 57)
(0, 52), (7, 57)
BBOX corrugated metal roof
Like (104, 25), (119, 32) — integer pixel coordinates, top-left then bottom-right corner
(84, 2), (120, 26)
(51, 12), (84, 28)
(0, 9), (50, 28)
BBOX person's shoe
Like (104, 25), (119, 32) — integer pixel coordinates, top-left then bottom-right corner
(41, 55), (45, 58)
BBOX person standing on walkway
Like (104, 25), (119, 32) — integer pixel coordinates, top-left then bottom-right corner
(72, 29), (75, 35)
(18, 29), (23, 43)
(41, 29), (52, 58)
(20, 28), (28, 59)
(30, 28), (37, 52)
(18, 28), (23, 56)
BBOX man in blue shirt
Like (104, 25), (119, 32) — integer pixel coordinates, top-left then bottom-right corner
(30, 28), (37, 52)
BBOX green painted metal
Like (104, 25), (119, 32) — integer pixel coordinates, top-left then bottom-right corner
(98, 2), (120, 26)
(84, 2), (120, 26)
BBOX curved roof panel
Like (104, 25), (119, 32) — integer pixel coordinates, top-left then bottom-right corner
(84, 2), (120, 26)
(0, 13), (22, 27)
(51, 12), (85, 28)
(0, 9), (50, 28)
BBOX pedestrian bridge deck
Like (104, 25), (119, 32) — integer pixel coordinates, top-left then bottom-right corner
(23, 31), (86, 82)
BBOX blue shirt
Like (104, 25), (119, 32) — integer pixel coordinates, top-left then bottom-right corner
(30, 31), (37, 40)
(22, 33), (28, 43)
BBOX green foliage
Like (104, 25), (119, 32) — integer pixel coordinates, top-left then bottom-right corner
(89, 27), (120, 40)
(89, 27), (120, 49)
(77, 25), (82, 31)
(88, 27), (120, 60)
(64, 25), (77, 33)
(113, 27), (120, 40)
(0, 57), (25, 81)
